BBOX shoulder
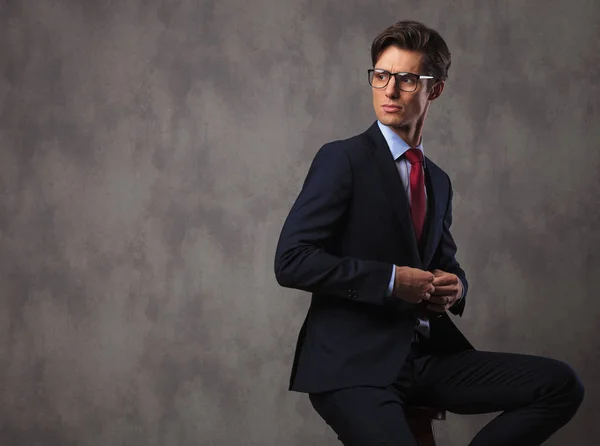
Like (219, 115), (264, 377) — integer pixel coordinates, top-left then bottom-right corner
(313, 127), (374, 163)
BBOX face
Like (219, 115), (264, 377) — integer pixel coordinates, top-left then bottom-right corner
(371, 46), (444, 133)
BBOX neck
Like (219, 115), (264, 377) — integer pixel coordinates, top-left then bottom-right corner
(389, 116), (425, 148)
(389, 126), (422, 148)
(388, 103), (430, 147)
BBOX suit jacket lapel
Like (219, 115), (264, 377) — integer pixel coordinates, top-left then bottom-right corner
(364, 123), (421, 262)
(422, 162), (444, 267)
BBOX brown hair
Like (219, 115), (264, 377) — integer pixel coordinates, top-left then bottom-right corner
(371, 20), (451, 81)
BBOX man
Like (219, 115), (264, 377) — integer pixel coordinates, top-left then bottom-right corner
(274, 20), (584, 445)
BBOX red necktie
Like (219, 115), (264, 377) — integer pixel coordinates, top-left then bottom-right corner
(404, 148), (426, 243)
(405, 149), (430, 331)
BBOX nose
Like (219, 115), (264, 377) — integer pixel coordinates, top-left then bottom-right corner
(384, 75), (399, 98)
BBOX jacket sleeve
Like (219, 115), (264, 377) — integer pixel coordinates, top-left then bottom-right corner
(274, 143), (394, 305)
(430, 177), (469, 316)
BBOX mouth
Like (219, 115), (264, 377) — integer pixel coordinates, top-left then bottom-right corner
(382, 105), (402, 113)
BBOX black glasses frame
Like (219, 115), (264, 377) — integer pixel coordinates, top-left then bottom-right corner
(368, 69), (434, 92)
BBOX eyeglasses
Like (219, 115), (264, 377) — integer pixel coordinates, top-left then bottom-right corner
(368, 69), (434, 92)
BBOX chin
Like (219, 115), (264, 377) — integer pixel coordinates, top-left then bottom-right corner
(378, 114), (405, 128)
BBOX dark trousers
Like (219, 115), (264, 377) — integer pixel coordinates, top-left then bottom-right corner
(309, 343), (584, 446)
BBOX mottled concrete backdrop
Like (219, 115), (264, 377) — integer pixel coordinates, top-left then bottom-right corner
(1, 0), (599, 445)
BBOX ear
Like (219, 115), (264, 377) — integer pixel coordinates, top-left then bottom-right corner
(428, 80), (445, 101)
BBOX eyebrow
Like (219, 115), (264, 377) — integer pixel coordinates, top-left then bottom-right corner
(373, 68), (414, 74)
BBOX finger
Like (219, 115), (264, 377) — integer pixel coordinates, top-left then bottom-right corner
(432, 275), (457, 286)
(433, 274), (453, 286)
(429, 294), (452, 304)
(420, 285), (435, 295)
(426, 303), (447, 313)
(430, 285), (457, 295)
(427, 295), (443, 304)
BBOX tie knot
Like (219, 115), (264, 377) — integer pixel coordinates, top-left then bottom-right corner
(404, 148), (423, 165)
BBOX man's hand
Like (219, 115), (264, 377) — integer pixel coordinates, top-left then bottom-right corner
(426, 269), (462, 313)
(392, 266), (435, 303)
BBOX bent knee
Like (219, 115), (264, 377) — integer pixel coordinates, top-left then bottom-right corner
(548, 360), (585, 407)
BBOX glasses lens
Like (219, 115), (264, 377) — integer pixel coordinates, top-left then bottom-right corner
(370, 70), (390, 88)
(397, 73), (418, 92)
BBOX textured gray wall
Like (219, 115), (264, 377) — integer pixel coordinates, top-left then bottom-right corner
(1, 1), (598, 445)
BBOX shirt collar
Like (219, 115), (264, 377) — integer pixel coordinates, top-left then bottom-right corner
(377, 120), (425, 165)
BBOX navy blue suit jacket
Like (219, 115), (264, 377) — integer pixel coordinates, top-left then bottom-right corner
(274, 122), (473, 394)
